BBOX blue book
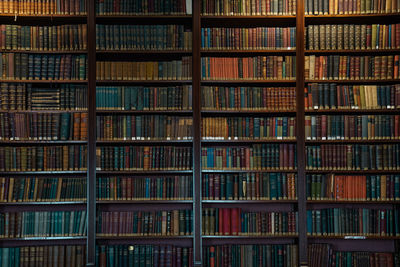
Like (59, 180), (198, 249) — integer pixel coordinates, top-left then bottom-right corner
(306, 210), (312, 234)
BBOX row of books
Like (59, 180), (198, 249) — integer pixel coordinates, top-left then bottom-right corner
(308, 243), (394, 267)
(96, 115), (192, 140)
(203, 245), (298, 267)
(0, 24), (87, 51)
(306, 174), (400, 200)
(201, 56), (296, 80)
(0, 246), (86, 267)
(201, 0), (297, 15)
(96, 146), (192, 171)
(305, 55), (400, 80)
(307, 208), (400, 236)
(96, 25), (192, 51)
(306, 24), (400, 50)
(0, 53), (87, 81)
(95, 0), (192, 15)
(304, 115), (400, 140)
(0, 0), (86, 15)
(333, 251), (393, 266)
(0, 211), (87, 238)
(0, 145), (87, 171)
(0, 112), (88, 141)
(304, 0), (400, 14)
(201, 116), (296, 140)
(97, 176), (192, 200)
(96, 245), (193, 267)
(305, 144), (400, 170)
(96, 57), (192, 81)
(202, 208), (298, 235)
(96, 86), (192, 111)
(201, 86), (296, 111)
(0, 84), (88, 111)
(305, 83), (400, 110)
(201, 144), (297, 170)
(201, 27), (296, 50)
(202, 173), (297, 200)
(97, 210), (192, 236)
(0, 177), (86, 202)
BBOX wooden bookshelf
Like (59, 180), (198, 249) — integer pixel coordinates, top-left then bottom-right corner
(1, 0), (399, 265)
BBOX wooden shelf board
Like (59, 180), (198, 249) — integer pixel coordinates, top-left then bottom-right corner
(307, 200), (400, 204)
(96, 235), (193, 239)
(0, 80), (87, 83)
(305, 79), (400, 83)
(0, 201), (86, 205)
(97, 200), (192, 204)
(202, 200), (298, 203)
(305, 139), (400, 144)
(202, 169), (297, 173)
(202, 234), (298, 239)
(96, 140), (193, 144)
(201, 110), (296, 115)
(201, 139), (297, 144)
(305, 170), (400, 174)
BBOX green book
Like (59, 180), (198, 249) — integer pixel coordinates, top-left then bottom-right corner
(59, 113), (71, 140)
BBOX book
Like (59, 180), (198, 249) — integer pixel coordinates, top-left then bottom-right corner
(0, 53), (87, 81)
(201, 86), (296, 111)
(203, 173), (297, 200)
(201, 56), (296, 80)
(304, 0), (400, 14)
(96, 146), (192, 171)
(201, 27), (296, 50)
(0, 0), (87, 15)
(306, 24), (400, 50)
(305, 55), (400, 80)
(97, 209), (192, 236)
(96, 86), (192, 111)
(96, 57), (192, 81)
(202, 208), (298, 235)
(0, 145), (88, 171)
(305, 83), (400, 110)
(96, 115), (192, 140)
(97, 176), (193, 200)
(305, 114), (400, 140)
(203, 244), (298, 267)
(0, 177), (87, 202)
(96, 0), (193, 15)
(0, 246), (86, 267)
(305, 144), (400, 170)
(201, 116), (296, 140)
(0, 211), (87, 237)
(306, 174), (400, 201)
(96, 24), (192, 51)
(201, 144), (297, 170)
(201, 0), (297, 15)
(0, 112), (88, 141)
(0, 25), (87, 51)
(307, 207), (400, 236)
(307, 54), (394, 80)
(96, 245), (193, 267)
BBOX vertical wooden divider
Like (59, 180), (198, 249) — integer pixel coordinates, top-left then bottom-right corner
(192, 0), (202, 266)
(87, 0), (96, 265)
(296, 0), (307, 265)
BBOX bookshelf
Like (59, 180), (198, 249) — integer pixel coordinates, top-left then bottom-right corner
(1, 0), (400, 266)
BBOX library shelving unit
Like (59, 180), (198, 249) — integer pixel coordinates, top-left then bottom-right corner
(303, 3), (400, 264)
(1, 0), (400, 266)
(0, 2), (89, 265)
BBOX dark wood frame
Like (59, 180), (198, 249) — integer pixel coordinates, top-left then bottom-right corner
(0, 0), (399, 266)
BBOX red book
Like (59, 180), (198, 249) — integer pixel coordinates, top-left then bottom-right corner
(231, 208), (239, 235)
(222, 208), (231, 235)
(218, 208), (223, 235)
